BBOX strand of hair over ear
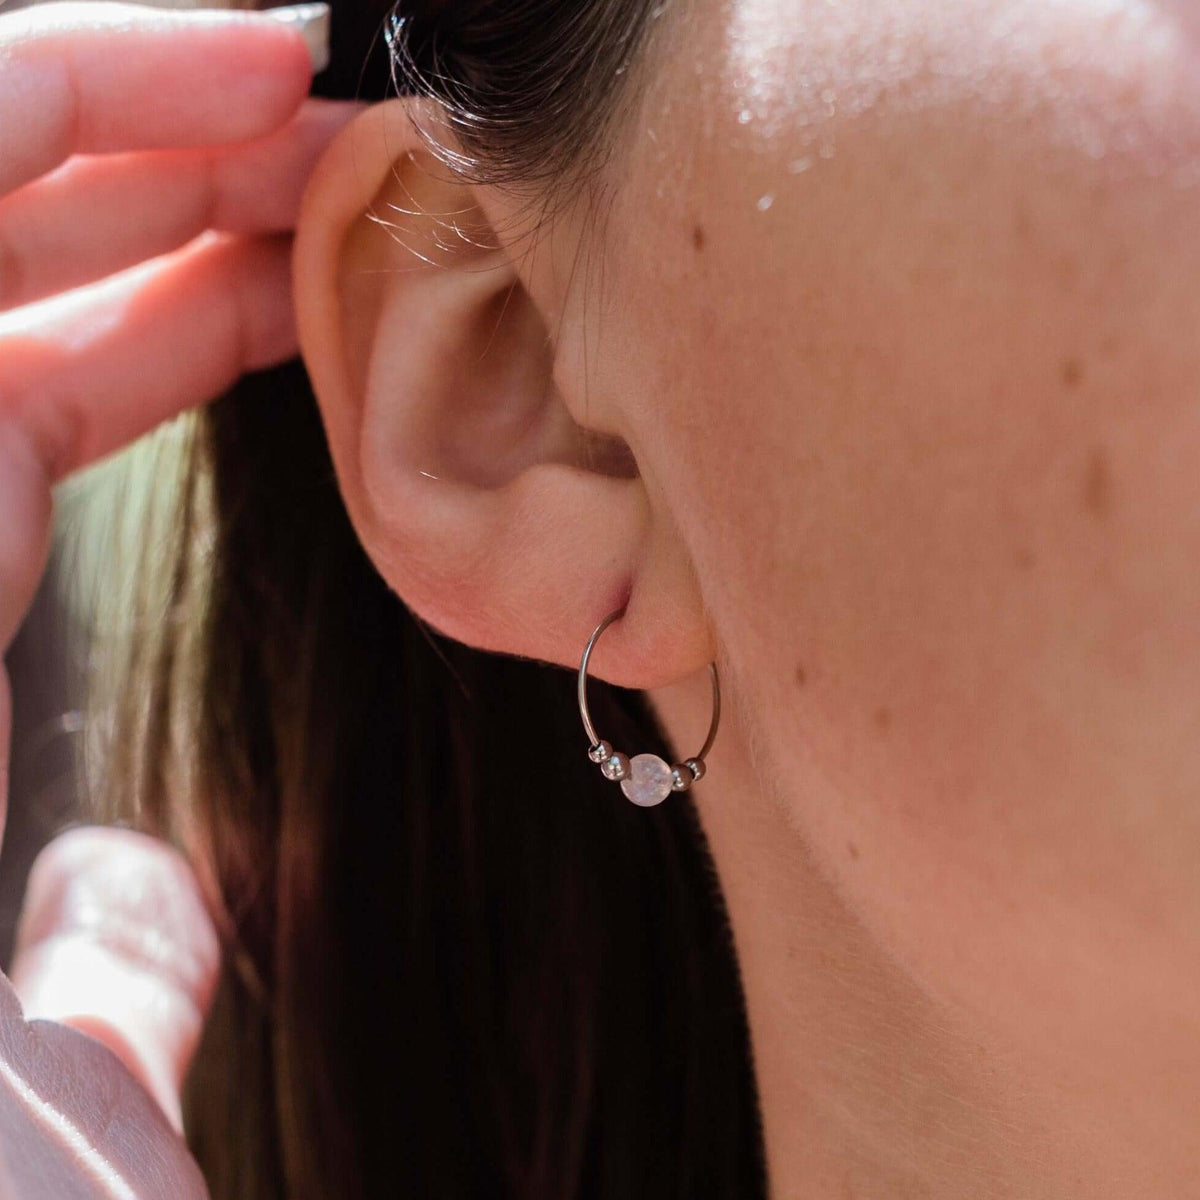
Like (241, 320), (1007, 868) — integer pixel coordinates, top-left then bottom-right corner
(380, 0), (670, 192)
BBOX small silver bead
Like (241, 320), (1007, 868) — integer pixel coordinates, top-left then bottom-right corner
(670, 765), (694, 792)
(601, 751), (630, 781)
(588, 740), (612, 764)
(684, 758), (707, 783)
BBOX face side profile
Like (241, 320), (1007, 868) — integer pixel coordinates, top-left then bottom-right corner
(294, 0), (1200, 1192)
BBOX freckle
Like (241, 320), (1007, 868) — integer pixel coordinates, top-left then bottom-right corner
(847, 841), (861, 862)
(873, 706), (892, 733)
(1084, 446), (1114, 520)
(692, 224), (705, 252)
(1061, 358), (1083, 388)
(1013, 546), (1037, 570)
(795, 664), (807, 687)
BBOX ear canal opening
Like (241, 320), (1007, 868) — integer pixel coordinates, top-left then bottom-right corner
(424, 273), (640, 489)
(575, 427), (639, 480)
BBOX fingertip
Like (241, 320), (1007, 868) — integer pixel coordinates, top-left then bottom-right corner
(62, 3), (325, 151)
(11, 827), (222, 1128)
(181, 232), (298, 374)
(258, 3), (332, 75)
(150, 13), (318, 147)
(16, 826), (221, 1007)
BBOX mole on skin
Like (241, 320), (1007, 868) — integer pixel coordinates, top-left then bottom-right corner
(692, 224), (706, 251)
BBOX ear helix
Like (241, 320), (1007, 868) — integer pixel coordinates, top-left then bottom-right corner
(577, 608), (720, 807)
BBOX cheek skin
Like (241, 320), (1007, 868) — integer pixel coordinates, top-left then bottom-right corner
(605, 0), (1200, 1092)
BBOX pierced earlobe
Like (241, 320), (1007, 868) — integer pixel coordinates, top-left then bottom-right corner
(578, 608), (720, 807)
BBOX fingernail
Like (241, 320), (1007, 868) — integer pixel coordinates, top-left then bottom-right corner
(260, 3), (331, 74)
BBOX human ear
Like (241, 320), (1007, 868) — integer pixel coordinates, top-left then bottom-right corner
(292, 99), (712, 686)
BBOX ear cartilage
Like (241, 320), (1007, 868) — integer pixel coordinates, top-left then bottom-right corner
(577, 608), (720, 807)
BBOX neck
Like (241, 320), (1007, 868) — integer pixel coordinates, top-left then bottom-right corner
(647, 672), (1158, 1200)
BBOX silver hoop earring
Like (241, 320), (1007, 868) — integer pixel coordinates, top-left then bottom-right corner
(577, 608), (720, 807)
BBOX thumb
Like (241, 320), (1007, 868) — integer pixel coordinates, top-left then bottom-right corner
(9, 826), (221, 1132)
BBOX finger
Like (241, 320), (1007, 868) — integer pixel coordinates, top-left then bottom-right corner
(0, 972), (209, 1199)
(0, 231), (295, 481)
(0, 423), (53, 651)
(0, 1), (328, 195)
(0, 668), (10, 832)
(0, 99), (360, 312)
(10, 827), (221, 1132)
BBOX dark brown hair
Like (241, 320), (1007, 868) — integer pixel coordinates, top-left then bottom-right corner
(98, 3), (766, 1198)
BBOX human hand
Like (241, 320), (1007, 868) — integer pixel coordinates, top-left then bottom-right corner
(2, 828), (221, 1198)
(0, 2), (355, 1192)
(0, 0), (354, 670)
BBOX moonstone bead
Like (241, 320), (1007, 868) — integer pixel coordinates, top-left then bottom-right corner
(620, 753), (674, 807)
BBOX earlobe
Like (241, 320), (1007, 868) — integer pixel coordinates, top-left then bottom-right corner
(292, 99), (712, 686)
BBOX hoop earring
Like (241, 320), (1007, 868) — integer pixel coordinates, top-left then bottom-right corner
(577, 608), (721, 807)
